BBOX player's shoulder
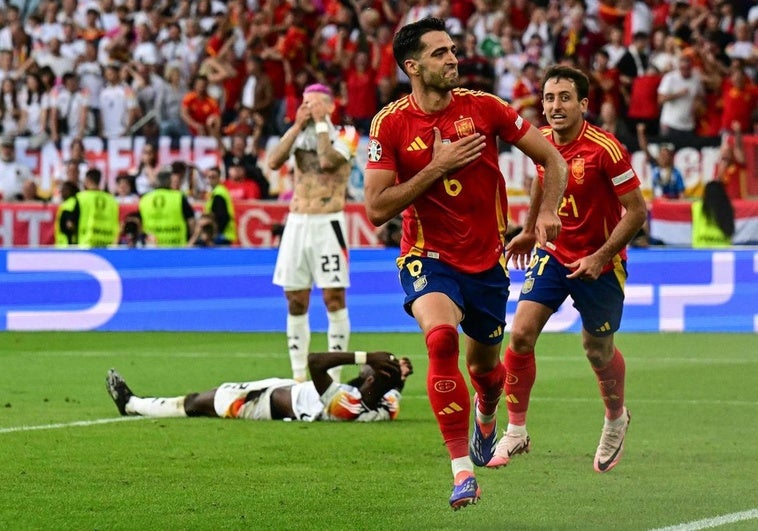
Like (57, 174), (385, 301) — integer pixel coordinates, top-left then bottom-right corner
(370, 95), (412, 132)
(583, 122), (628, 163)
(452, 87), (512, 110)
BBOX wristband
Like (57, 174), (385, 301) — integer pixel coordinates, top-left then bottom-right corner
(354, 351), (367, 365)
(314, 121), (329, 134)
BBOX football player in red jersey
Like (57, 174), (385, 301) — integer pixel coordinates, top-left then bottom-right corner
(363, 17), (568, 509)
(496, 66), (647, 474)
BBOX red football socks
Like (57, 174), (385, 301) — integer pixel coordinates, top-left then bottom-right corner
(504, 347), (536, 426)
(426, 324), (470, 459)
(592, 347), (626, 420)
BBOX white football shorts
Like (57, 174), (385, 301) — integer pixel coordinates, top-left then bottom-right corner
(213, 378), (296, 420)
(273, 212), (350, 290)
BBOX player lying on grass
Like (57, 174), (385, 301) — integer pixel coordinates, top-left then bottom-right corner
(106, 351), (414, 422)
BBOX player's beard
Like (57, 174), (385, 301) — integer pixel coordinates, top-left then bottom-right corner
(421, 65), (459, 92)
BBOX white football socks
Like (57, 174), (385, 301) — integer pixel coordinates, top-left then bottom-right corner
(127, 396), (187, 417)
(327, 308), (350, 383)
(287, 313), (310, 381)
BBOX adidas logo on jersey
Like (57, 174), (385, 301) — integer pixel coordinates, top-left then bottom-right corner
(406, 136), (428, 151)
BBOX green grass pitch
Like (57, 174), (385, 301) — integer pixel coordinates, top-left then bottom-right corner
(1, 332), (756, 530)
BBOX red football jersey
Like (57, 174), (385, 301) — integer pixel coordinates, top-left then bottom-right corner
(536, 121), (641, 271)
(366, 88), (530, 274)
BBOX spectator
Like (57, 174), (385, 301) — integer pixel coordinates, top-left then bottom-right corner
(725, 21), (756, 71)
(224, 162), (261, 201)
(0, 48), (14, 81)
(715, 121), (748, 201)
(98, 63), (140, 139)
(0, 135), (32, 201)
(74, 40), (103, 136)
(132, 143), (161, 196)
(719, 60), (757, 137)
(551, 4), (605, 70)
(31, 37), (74, 80)
(491, 27), (525, 102)
(59, 21), (86, 63)
(602, 26), (627, 69)
(156, 65), (190, 149)
(49, 72), (88, 145)
(240, 55), (275, 138)
(70, 167), (120, 248)
(691, 180), (735, 248)
(158, 22), (186, 69)
(588, 49), (623, 121)
(198, 34), (241, 123)
(657, 49), (704, 149)
(625, 64), (663, 136)
(456, 31), (495, 92)
(0, 77), (21, 138)
(648, 28), (679, 75)
(341, 50), (378, 136)
(637, 123), (685, 199)
(510, 62), (543, 127)
(19, 179), (45, 201)
(139, 169), (196, 247)
(616, 31), (651, 111)
(114, 172), (140, 204)
(214, 133), (270, 199)
(169, 160), (207, 200)
(57, 138), (89, 189)
(127, 59), (167, 138)
(180, 74), (221, 137)
(597, 101), (637, 153)
(203, 166), (236, 244)
(18, 71), (51, 148)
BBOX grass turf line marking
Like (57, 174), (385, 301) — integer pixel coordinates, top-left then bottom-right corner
(0, 416), (144, 434)
(651, 508), (758, 531)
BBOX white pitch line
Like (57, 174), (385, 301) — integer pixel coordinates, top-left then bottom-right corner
(651, 508), (758, 531)
(0, 416), (144, 434)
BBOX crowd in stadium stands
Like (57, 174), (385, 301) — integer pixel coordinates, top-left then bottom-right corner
(0, 0), (756, 207)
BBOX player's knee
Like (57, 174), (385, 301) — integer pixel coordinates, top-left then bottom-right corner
(286, 291), (310, 315)
(323, 289), (346, 312)
(509, 326), (537, 354)
(583, 342), (614, 368)
(183, 393), (203, 416)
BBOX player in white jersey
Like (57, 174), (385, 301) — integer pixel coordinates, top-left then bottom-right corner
(106, 351), (413, 422)
(269, 83), (359, 384)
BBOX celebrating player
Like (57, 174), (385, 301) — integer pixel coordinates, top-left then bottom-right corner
(106, 351), (413, 422)
(494, 65), (647, 472)
(363, 17), (568, 509)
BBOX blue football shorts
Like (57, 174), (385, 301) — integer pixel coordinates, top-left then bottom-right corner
(518, 247), (627, 337)
(398, 256), (509, 345)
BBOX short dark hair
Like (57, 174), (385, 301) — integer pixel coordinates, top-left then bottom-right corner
(393, 17), (447, 74)
(85, 168), (102, 186)
(542, 65), (590, 101)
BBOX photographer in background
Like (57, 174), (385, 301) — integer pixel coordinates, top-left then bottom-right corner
(187, 213), (231, 247)
(118, 211), (152, 248)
